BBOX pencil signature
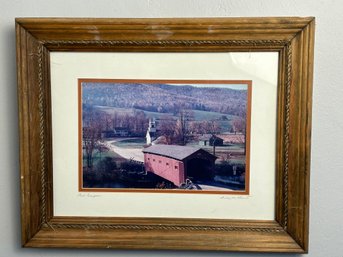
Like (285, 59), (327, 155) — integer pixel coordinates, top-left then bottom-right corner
(219, 196), (249, 200)
(77, 193), (101, 198)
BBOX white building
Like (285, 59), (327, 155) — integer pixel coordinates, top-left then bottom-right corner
(146, 118), (157, 145)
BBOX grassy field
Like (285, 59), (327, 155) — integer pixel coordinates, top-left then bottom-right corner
(191, 109), (235, 121)
(112, 138), (146, 149)
(82, 149), (126, 167)
(94, 106), (133, 115)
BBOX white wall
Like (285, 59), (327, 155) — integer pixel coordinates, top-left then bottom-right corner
(0, 0), (342, 256)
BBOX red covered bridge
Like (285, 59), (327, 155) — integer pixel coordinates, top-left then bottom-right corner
(142, 145), (217, 186)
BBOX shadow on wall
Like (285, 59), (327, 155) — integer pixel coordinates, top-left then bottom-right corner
(3, 24), (21, 250)
(6, 21), (306, 257)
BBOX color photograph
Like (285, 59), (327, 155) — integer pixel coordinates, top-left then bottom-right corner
(79, 79), (251, 193)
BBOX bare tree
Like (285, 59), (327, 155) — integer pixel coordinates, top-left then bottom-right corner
(104, 113), (113, 130)
(112, 112), (118, 128)
(96, 144), (109, 160)
(203, 120), (221, 134)
(135, 111), (149, 135)
(159, 117), (177, 144)
(175, 109), (194, 145)
(188, 121), (202, 134)
(232, 117), (245, 134)
(82, 108), (104, 168)
(232, 115), (247, 154)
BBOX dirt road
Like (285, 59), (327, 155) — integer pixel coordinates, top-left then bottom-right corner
(103, 138), (144, 162)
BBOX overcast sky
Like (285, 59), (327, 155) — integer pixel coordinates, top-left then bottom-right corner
(168, 83), (248, 90)
(84, 82), (248, 90)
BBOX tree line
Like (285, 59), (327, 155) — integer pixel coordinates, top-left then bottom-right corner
(82, 105), (149, 167)
(82, 105), (246, 168)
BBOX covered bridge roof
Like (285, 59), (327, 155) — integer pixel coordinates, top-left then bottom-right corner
(143, 145), (216, 161)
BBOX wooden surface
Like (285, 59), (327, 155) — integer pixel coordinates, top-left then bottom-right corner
(16, 17), (315, 252)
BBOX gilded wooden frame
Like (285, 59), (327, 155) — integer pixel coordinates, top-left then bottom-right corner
(16, 17), (314, 252)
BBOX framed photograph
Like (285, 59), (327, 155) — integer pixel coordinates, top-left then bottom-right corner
(16, 17), (315, 252)
(78, 79), (251, 194)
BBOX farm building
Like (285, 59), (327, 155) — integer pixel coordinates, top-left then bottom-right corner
(101, 130), (116, 138)
(198, 134), (224, 146)
(143, 145), (217, 186)
(100, 127), (129, 138)
(114, 127), (129, 137)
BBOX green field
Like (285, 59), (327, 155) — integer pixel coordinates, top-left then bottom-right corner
(191, 109), (235, 121)
(112, 138), (146, 148)
(94, 106), (134, 115)
(83, 149), (126, 167)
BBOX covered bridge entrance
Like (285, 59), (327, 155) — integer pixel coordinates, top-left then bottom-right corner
(142, 145), (217, 186)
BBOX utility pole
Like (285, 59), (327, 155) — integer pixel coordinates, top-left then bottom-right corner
(212, 135), (217, 156)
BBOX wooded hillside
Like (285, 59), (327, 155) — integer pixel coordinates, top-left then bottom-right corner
(82, 82), (247, 117)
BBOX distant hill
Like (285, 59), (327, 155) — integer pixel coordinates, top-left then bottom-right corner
(82, 82), (247, 117)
